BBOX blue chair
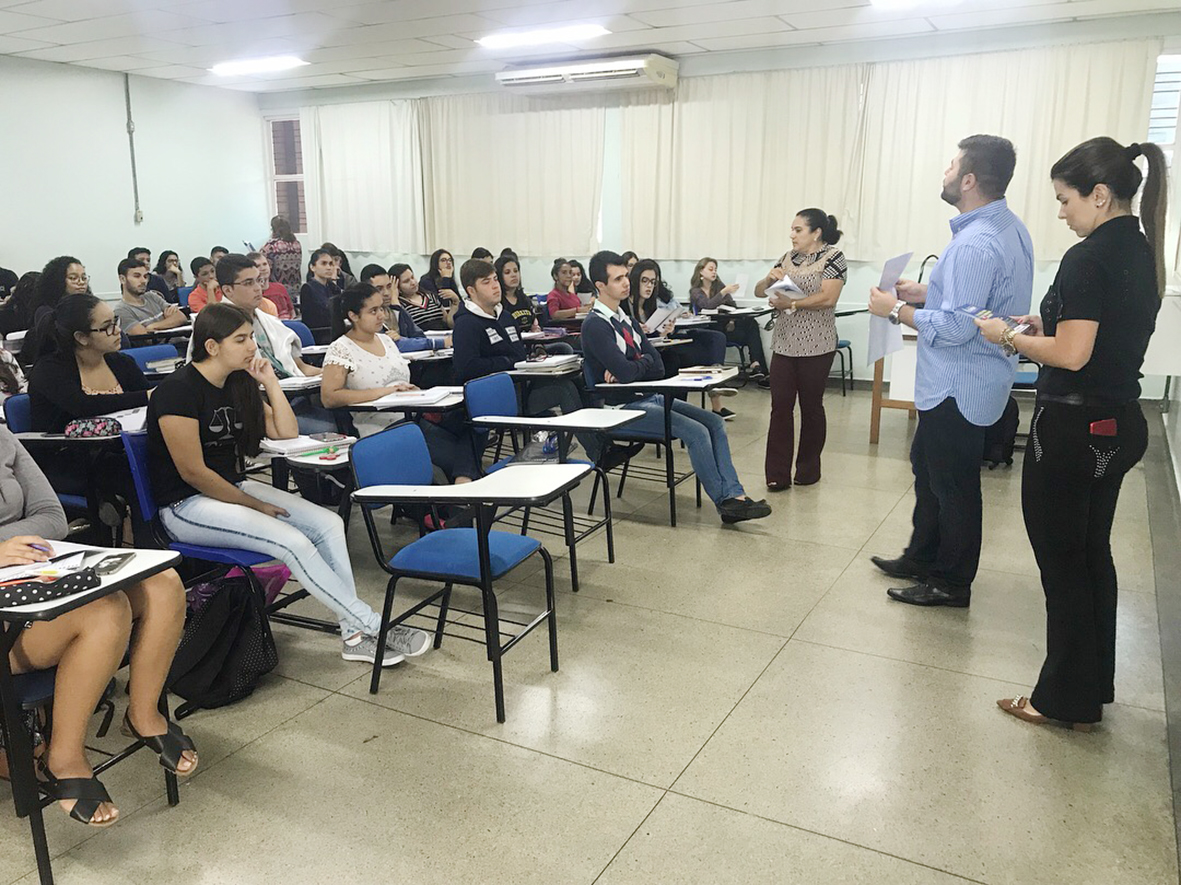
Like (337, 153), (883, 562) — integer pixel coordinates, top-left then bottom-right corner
(3, 393), (89, 515)
(122, 344), (179, 374)
(833, 336), (853, 396)
(350, 423), (557, 723)
(282, 319), (315, 348)
(176, 286), (193, 309)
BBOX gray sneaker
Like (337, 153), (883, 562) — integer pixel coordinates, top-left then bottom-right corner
(385, 625), (430, 657)
(342, 634), (404, 667)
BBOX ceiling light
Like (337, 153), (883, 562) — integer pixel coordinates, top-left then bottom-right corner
(210, 56), (309, 77)
(477, 24), (610, 50)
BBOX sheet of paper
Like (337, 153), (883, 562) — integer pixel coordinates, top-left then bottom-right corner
(99, 406), (147, 433)
(865, 252), (913, 366)
(732, 274), (749, 299)
(766, 277), (805, 297)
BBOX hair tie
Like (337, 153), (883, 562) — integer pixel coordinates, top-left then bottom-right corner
(1125, 143), (1142, 161)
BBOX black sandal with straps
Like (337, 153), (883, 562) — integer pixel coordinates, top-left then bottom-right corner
(38, 763), (118, 828)
(122, 713), (198, 777)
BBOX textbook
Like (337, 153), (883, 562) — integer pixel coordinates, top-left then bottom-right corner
(959, 305), (1030, 335)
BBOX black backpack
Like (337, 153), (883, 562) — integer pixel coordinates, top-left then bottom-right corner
(983, 397), (1020, 469)
(167, 574), (278, 718)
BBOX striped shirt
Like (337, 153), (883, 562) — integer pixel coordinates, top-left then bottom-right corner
(913, 198), (1033, 426)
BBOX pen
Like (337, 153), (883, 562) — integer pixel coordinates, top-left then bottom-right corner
(297, 445), (338, 458)
(30, 544), (52, 553)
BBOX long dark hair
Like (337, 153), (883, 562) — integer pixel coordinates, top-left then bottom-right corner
(1051, 137), (1169, 296)
(425, 249), (453, 287)
(153, 250), (177, 275)
(568, 259), (595, 295)
(331, 282), (379, 340)
(190, 304), (266, 457)
(34, 255), (83, 313)
(48, 293), (102, 357)
(495, 254), (526, 307)
(628, 259), (662, 322)
(270, 215), (296, 242)
(690, 256), (724, 298)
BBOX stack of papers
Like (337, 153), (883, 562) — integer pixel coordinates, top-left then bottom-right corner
(512, 354), (580, 373)
(277, 375), (321, 391)
(99, 407), (147, 433)
(767, 278), (806, 298)
(260, 434), (357, 456)
(363, 388), (456, 408)
(405, 348), (453, 361)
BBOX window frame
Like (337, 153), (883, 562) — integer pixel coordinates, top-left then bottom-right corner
(264, 115), (307, 234)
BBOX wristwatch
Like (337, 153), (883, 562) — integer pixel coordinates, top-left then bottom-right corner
(887, 301), (905, 325)
(999, 327), (1017, 356)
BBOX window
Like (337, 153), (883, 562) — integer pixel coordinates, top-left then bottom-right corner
(1149, 55), (1181, 163)
(268, 119), (306, 233)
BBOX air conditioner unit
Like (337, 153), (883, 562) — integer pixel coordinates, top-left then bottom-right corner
(496, 54), (678, 94)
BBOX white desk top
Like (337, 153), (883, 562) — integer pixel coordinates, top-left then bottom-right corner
(674, 317), (713, 327)
(0, 542), (181, 620)
(277, 375), (322, 392)
(286, 449), (350, 468)
(405, 348), (454, 362)
(609, 366), (739, 391)
(508, 363), (581, 378)
(471, 408), (644, 432)
(300, 344), (330, 356)
(350, 391), (465, 412)
(651, 337), (692, 348)
(354, 462), (591, 506)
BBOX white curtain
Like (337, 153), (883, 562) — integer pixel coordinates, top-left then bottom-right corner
(856, 40), (1161, 263)
(418, 92), (605, 257)
(300, 101), (426, 254)
(620, 67), (868, 260)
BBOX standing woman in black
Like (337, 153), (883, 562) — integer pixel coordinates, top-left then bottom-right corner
(975, 137), (1167, 731)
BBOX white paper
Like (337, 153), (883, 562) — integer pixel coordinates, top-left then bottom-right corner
(643, 305), (684, 334)
(865, 252), (913, 367)
(99, 406), (146, 433)
(767, 277), (805, 298)
(260, 434), (357, 455)
(277, 375), (321, 391)
(732, 274), (750, 299)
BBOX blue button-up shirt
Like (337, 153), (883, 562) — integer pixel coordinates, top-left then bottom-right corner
(912, 198), (1033, 426)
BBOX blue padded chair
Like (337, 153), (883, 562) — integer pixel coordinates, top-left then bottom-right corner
(350, 423), (557, 723)
(122, 344), (179, 374)
(3, 393), (89, 515)
(833, 336), (853, 396)
(176, 286), (194, 309)
(282, 319), (315, 348)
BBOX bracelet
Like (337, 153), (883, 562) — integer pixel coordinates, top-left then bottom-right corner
(999, 327), (1017, 356)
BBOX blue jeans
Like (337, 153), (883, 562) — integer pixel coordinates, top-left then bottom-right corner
(291, 396), (339, 435)
(625, 395), (745, 508)
(160, 480), (379, 638)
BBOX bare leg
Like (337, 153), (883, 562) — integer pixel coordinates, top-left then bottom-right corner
(10, 592), (132, 824)
(122, 570), (195, 774)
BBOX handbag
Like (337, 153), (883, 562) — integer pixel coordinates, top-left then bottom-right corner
(0, 567), (102, 608)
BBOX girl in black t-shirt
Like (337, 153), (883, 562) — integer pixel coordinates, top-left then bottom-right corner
(976, 137), (1168, 730)
(148, 304), (430, 667)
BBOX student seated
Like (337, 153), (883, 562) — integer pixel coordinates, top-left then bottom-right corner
(153, 250), (185, 301)
(496, 253), (539, 335)
(581, 251), (770, 525)
(0, 270), (39, 336)
(569, 259), (596, 305)
(21, 256), (91, 368)
(360, 264), (447, 354)
(248, 252), (290, 318)
(113, 259), (188, 337)
(190, 254), (334, 435)
(320, 283), (479, 482)
(545, 258), (582, 321)
(392, 262), (455, 332)
(689, 257), (769, 382)
(28, 294), (149, 433)
(452, 258), (596, 456)
(0, 346), (26, 406)
(151, 304), (429, 666)
(1, 423), (194, 826)
(187, 257), (223, 312)
(210, 246), (229, 265)
(318, 242), (356, 288)
(299, 248), (336, 341)
(127, 248), (173, 302)
(418, 249), (461, 306)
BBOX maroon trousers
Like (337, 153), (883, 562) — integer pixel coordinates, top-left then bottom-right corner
(765, 350), (836, 486)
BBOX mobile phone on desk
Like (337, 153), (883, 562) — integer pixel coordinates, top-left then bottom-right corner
(309, 431), (347, 442)
(91, 553), (134, 576)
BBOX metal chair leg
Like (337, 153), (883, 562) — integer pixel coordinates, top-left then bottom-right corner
(540, 548), (559, 672)
(434, 583), (452, 649)
(599, 467), (615, 564)
(370, 575), (400, 695)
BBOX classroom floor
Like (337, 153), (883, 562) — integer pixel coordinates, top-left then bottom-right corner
(1, 387), (1175, 885)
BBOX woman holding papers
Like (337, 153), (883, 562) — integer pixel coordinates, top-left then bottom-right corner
(321, 284), (478, 481)
(754, 209), (847, 490)
(149, 304), (430, 668)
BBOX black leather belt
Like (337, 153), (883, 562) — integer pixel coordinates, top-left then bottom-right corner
(1036, 392), (1135, 408)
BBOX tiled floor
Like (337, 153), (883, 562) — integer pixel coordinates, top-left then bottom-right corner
(2, 388), (1175, 884)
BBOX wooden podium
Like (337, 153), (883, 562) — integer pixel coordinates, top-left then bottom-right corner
(869, 331), (918, 443)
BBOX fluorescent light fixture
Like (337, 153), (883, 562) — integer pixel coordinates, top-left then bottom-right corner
(210, 56), (309, 77)
(477, 23), (609, 50)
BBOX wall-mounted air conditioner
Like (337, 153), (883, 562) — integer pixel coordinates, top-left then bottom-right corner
(495, 54), (678, 94)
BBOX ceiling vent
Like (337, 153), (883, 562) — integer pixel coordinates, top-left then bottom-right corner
(495, 54), (678, 93)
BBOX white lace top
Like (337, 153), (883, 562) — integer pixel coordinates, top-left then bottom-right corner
(323, 334), (411, 389)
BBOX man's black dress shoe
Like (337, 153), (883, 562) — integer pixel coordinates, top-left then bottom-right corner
(886, 582), (970, 608)
(870, 555), (929, 582)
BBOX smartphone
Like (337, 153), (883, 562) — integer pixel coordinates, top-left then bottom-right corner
(92, 553), (134, 576)
(1090, 418), (1118, 437)
(309, 431), (347, 442)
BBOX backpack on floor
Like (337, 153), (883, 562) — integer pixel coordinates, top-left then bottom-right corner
(167, 574), (278, 717)
(983, 397), (1020, 469)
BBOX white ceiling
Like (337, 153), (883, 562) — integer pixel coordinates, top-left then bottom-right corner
(0, 0), (1177, 92)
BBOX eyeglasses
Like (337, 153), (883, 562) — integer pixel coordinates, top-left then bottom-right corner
(89, 319), (121, 336)
(232, 276), (263, 289)
(438, 257), (454, 266)
(66, 274), (89, 284)
(640, 277), (657, 286)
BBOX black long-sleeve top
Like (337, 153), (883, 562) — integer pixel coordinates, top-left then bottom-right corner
(28, 351), (150, 432)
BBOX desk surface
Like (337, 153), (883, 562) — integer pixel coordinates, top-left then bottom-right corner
(609, 366), (739, 392)
(471, 408), (644, 432)
(652, 337), (692, 348)
(0, 542), (181, 621)
(354, 462), (591, 506)
(508, 363), (581, 379)
(834, 307), (870, 318)
(349, 390), (465, 412)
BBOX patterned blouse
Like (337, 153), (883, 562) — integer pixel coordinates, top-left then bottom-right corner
(260, 238), (303, 292)
(770, 246), (847, 358)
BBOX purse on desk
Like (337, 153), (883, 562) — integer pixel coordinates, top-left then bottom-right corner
(0, 567), (102, 608)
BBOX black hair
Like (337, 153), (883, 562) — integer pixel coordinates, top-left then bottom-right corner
(794, 208), (843, 246)
(50, 293), (102, 357)
(270, 215), (295, 242)
(153, 250), (177, 275)
(359, 263), (387, 283)
(1051, 137), (1169, 295)
(190, 256), (213, 277)
(568, 259), (595, 295)
(117, 257), (147, 278)
(127, 247), (149, 261)
(589, 250), (626, 286)
(495, 253), (525, 306)
(318, 243), (352, 276)
(215, 254), (257, 288)
(211, 245), (229, 255)
(426, 249), (454, 286)
(308, 249), (333, 275)
(620, 251), (638, 266)
(627, 259), (662, 322)
(499, 247), (518, 259)
(957, 134), (1017, 201)
(460, 258), (496, 294)
(550, 257), (571, 282)
(34, 255), (83, 313)
(190, 303), (265, 456)
(331, 282), (381, 339)
(471, 247), (493, 261)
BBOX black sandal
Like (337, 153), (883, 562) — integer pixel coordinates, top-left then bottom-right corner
(38, 762), (117, 828)
(122, 713), (198, 777)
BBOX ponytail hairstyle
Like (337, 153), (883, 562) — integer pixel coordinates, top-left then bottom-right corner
(190, 304), (266, 457)
(1051, 137), (1169, 296)
(49, 293), (102, 357)
(690, 256), (725, 298)
(331, 282), (379, 339)
(550, 257), (571, 283)
(795, 208), (843, 246)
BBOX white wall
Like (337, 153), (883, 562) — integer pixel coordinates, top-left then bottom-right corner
(0, 56), (269, 298)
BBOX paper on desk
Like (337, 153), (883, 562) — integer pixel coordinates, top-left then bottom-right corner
(865, 252), (913, 367)
(99, 406), (147, 433)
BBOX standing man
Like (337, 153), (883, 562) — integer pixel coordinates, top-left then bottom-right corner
(867, 135), (1033, 607)
(113, 259), (187, 337)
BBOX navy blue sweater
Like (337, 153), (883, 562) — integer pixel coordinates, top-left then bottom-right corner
(580, 307), (664, 406)
(451, 302), (526, 384)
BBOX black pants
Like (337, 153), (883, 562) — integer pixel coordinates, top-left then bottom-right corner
(725, 317), (768, 372)
(903, 397), (985, 593)
(1025, 400), (1147, 723)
